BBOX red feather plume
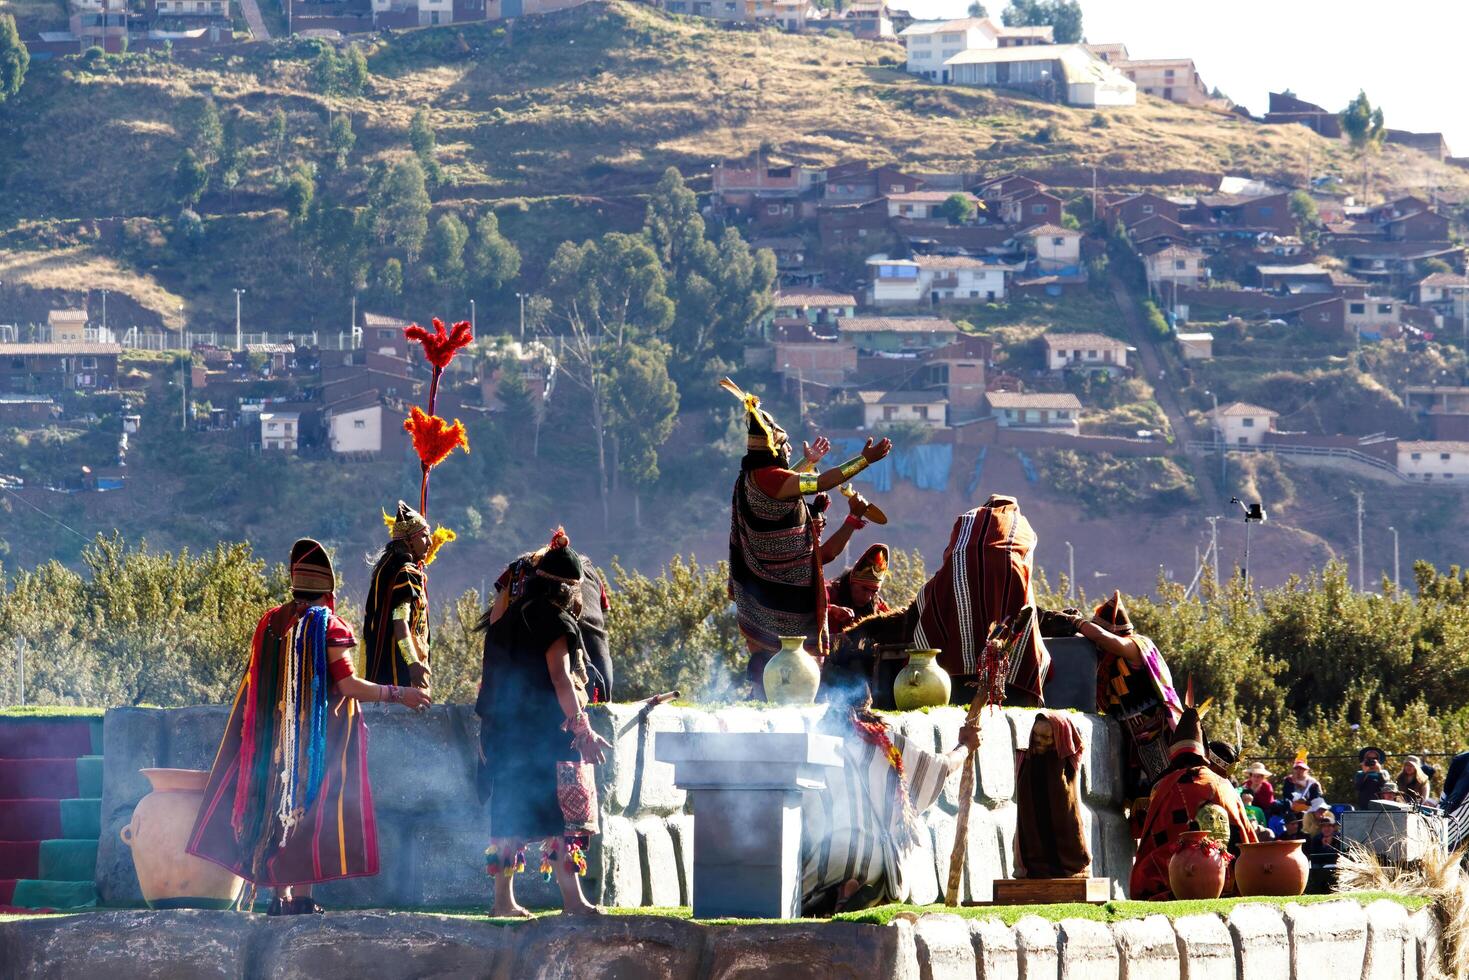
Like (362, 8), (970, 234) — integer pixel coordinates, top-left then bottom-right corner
(404, 317), (475, 370)
(403, 406), (470, 468)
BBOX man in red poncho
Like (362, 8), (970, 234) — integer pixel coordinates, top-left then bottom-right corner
(1129, 687), (1257, 901)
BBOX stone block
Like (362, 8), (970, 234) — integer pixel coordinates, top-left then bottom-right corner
(413, 821), (498, 908)
(96, 708), (165, 906)
(1056, 917), (1118, 980)
(597, 814), (643, 909)
(760, 707), (809, 733)
(970, 917), (1020, 980)
(159, 704), (231, 771)
(1284, 898), (1367, 977)
(929, 805), (1004, 903)
(1172, 913), (1235, 980)
(497, 914), (706, 980)
(666, 813), (695, 906)
(1092, 807), (1133, 896)
(592, 702), (646, 815)
(257, 911), (508, 978)
(1112, 915), (1179, 979)
(1228, 903), (1290, 977)
(711, 706), (768, 733)
(634, 706), (689, 815)
(357, 704), (477, 817)
(0, 910), (254, 980)
(1071, 713), (1122, 807)
(1408, 907), (1440, 980)
(703, 920), (916, 980)
(1013, 915), (1059, 980)
(913, 913), (976, 980)
(897, 712), (940, 754)
(927, 810), (961, 904)
(975, 709), (1016, 805)
(904, 812), (942, 907)
(635, 816), (681, 908)
(990, 804), (1017, 878)
(1362, 899), (1415, 980)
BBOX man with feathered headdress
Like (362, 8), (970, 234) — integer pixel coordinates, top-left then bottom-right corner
(363, 501), (432, 689)
(721, 378), (891, 690)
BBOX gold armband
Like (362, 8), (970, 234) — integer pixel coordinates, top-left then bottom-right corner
(837, 454), (870, 480)
(797, 472), (820, 495)
(391, 602), (411, 622)
(396, 635), (417, 667)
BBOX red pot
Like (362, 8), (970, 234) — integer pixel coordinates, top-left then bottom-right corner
(1168, 830), (1228, 900)
(1234, 839), (1309, 897)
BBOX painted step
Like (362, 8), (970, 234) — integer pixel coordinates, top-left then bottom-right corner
(0, 756), (102, 799)
(0, 798), (103, 841)
(0, 718), (102, 760)
(0, 839), (97, 881)
(0, 878), (98, 910)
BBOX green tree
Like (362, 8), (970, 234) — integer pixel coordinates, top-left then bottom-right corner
(1340, 89), (1386, 201)
(173, 148), (208, 206)
(310, 44), (342, 94)
(283, 165), (315, 226)
(373, 157), (432, 262)
(267, 108), (288, 176)
(466, 211), (521, 292)
(1289, 190), (1322, 244)
(171, 208), (205, 253)
(427, 211), (469, 284)
(0, 13), (30, 106)
(343, 45), (369, 96)
(940, 193), (976, 224)
(376, 256), (403, 298)
(178, 95), (223, 164)
(545, 232), (675, 344)
(408, 107), (441, 185)
(1001, 0), (1081, 42)
(605, 340), (680, 527)
(967, 1), (986, 15)
(327, 113), (356, 171)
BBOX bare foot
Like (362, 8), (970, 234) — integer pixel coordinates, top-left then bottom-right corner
(562, 899), (604, 916)
(492, 903), (533, 919)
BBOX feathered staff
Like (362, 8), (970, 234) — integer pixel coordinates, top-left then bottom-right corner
(944, 607), (1027, 906)
(404, 317), (474, 519)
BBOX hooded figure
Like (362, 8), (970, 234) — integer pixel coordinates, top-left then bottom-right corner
(1128, 684), (1258, 901)
(363, 500), (432, 688)
(1013, 712), (1091, 879)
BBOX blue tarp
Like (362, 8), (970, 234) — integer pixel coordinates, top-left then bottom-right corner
(1016, 450), (1039, 484)
(966, 447), (988, 498)
(830, 438), (952, 493)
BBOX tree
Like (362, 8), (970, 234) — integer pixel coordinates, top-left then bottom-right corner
(179, 95), (223, 164)
(408, 107), (441, 185)
(373, 157), (431, 262)
(428, 211), (469, 284)
(343, 45), (369, 96)
(967, 1), (986, 15)
(1001, 0), (1081, 43)
(171, 208), (205, 253)
(327, 113), (355, 170)
(310, 45), (342, 94)
(267, 108), (288, 178)
(466, 211), (520, 292)
(1340, 89), (1386, 202)
(173, 149), (208, 207)
(940, 193), (976, 225)
(604, 340), (680, 528)
(283, 165), (315, 226)
(376, 257), (403, 298)
(0, 14), (30, 106)
(1289, 190), (1322, 244)
(545, 232), (674, 345)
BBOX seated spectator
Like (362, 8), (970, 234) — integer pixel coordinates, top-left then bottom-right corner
(1355, 747), (1388, 809)
(1279, 754), (1323, 815)
(1304, 798), (1332, 835)
(1304, 810), (1346, 895)
(1397, 756), (1431, 806)
(1377, 780), (1402, 804)
(1242, 763), (1275, 810)
(1443, 751), (1469, 813)
(1280, 812), (1308, 842)
(1240, 789), (1267, 831)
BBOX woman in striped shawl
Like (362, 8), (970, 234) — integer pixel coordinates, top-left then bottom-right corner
(800, 671), (980, 915)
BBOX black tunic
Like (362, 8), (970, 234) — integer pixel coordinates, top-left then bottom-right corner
(475, 595), (586, 841)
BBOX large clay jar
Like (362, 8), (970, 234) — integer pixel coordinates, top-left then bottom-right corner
(1168, 830), (1228, 900)
(1234, 839), (1309, 897)
(119, 768), (244, 910)
(763, 636), (822, 704)
(893, 650), (952, 710)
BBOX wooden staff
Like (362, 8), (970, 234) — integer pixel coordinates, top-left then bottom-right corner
(944, 616), (1016, 906)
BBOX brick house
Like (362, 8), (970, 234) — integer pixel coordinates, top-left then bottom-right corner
(47, 310), (89, 343)
(1042, 332), (1128, 372)
(1000, 190), (1064, 229)
(770, 340), (858, 386)
(769, 286), (858, 331)
(886, 190), (983, 221)
(361, 313), (411, 357)
(823, 164), (924, 203)
(1020, 224), (1082, 272)
(1416, 272), (1469, 309)
(1100, 191), (1183, 228)
(1143, 245), (1207, 294)
(1193, 192), (1297, 236)
(0, 342), (121, 394)
(925, 336), (991, 420)
(817, 198), (892, 250)
(838, 316), (961, 352)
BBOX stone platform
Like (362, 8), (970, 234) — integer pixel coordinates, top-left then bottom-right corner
(0, 900), (1442, 980)
(96, 703), (1133, 910)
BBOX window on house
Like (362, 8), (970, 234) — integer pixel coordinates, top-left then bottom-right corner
(1411, 452), (1422, 461)
(1442, 453), (1452, 461)
(1031, 204), (1048, 215)
(883, 406), (896, 420)
(1086, 350), (1097, 359)
(1238, 436), (1249, 445)
(1448, 473), (1456, 479)
(79, 357), (97, 370)
(1052, 237), (1064, 246)
(1242, 417), (1255, 428)
(354, 419), (367, 429)
(1174, 260), (1186, 270)
(1163, 87), (1173, 99)
(987, 291), (997, 301)
(1378, 303), (1394, 314)
(1350, 303), (1366, 314)
(970, 290), (979, 298)
(1142, 204), (1154, 214)
(767, 205), (781, 215)
(916, 406), (929, 420)
(1259, 206), (1273, 218)
(891, 184), (905, 193)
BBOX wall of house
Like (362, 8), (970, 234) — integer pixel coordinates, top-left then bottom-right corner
(864, 400), (947, 428)
(95, 704), (1134, 911)
(1397, 446), (1469, 481)
(1217, 416), (1271, 446)
(330, 404), (384, 454)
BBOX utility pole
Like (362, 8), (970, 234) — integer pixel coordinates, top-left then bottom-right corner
(1354, 490), (1366, 592)
(180, 355), (187, 432)
(1388, 524), (1400, 592)
(1091, 165), (1098, 224)
(1206, 514), (1221, 589)
(14, 637), (24, 707)
(516, 292), (527, 341)
(100, 288), (108, 338)
(470, 298), (476, 335)
(1065, 540), (1075, 598)
(233, 288), (245, 351)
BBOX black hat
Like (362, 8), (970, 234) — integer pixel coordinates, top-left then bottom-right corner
(536, 527), (584, 584)
(289, 538), (335, 595)
(1359, 746), (1388, 764)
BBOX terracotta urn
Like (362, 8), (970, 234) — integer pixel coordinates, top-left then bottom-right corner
(893, 649), (952, 710)
(1234, 838), (1309, 897)
(763, 636), (822, 704)
(119, 768), (244, 910)
(1167, 829), (1228, 900)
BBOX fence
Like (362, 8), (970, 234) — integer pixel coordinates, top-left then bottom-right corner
(117, 329), (364, 352)
(1184, 440), (1414, 483)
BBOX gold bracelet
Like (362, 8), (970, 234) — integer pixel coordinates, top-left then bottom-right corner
(797, 472), (820, 494)
(837, 455), (870, 480)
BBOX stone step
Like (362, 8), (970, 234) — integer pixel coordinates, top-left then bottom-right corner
(0, 798), (101, 842)
(0, 877), (98, 910)
(0, 717), (102, 760)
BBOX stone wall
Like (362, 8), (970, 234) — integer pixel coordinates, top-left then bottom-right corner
(96, 703), (1130, 909)
(0, 901), (1444, 980)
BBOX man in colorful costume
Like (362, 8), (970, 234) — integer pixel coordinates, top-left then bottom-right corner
(826, 543), (892, 634)
(363, 501), (432, 690)
(1129, 686), (1257, 901)
(1079, 590), (1182, 836)
(722, 378), (891, 688)
(187, 539), (430, 914)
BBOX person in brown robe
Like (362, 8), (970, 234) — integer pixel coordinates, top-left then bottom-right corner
(1014, 713), (1091, 879)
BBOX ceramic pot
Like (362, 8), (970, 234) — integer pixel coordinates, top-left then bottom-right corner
(763, 636), (821, 704)
(1234, 838), (1309, 897)
(119, 768), (244, 910)
(893, 650), (952, 710)
(1167, 829), (1228, 900)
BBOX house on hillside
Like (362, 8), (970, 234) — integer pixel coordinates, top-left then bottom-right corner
(0, 342), (121, 394)
(1256, 263), (1333, 294)
(768, 336), (858, 386)
(858, 390), (948, 428)
(1397, 441), (1469, 482)
(1386, 130), (1452, 162)
(1212, 401), (1276, 446)
(1416, 272), (1469, 310)
(975, 173), (1045, 205)
(361, 313), (412, 357)
(0, 395), (59, 424)
(985, 391), (1081, 434)
(1042, 333), (1128, 372)
(944, 44), (1137, 107)
(866, 255), (1016, 306)
(769, 286), (858, 331)
(834, 0), (892, 38)
(1175, 332), (1214, 360)
(900, 17), (996, 81)
(817, 198), (891, 250)
(1019, 224), (1082, 272)
(1085, 45), (1214, 106)
(838, 316), (961, 352)
(1262, 91), (1342, 137)
(886, 190), (983, 221)
(925, 336), (990, 420)
(259, 410), (300, 453)
(1194, 192), (1297, 237)
(823, 164), (924, 203)
(1099, 191), (1183, 228)
(1143, 245), (1206, 296)
(999, 190), (1064, 229)
(47, 310), (89, 343)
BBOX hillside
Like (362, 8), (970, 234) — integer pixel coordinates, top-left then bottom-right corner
(3, 1), (1468, 331)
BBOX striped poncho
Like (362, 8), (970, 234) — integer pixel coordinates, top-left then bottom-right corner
(800, 720), (950, 912)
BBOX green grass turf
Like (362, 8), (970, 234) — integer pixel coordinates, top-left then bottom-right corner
(0, 707), (105, 718)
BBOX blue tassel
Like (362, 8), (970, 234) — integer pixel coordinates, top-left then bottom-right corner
(300, 606), (330, 812)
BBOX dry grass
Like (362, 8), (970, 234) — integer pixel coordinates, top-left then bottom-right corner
(0, 248), (186, 328)
(1336, 838), (1469, 979)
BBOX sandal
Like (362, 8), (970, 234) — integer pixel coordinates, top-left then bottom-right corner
(289, 897), (325, 915)
(266, 895), (287, 917)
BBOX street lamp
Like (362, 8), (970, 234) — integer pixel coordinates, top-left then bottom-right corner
(1231, 497), (1267, 583)
(515, 292), (527, 340)
(1064, 541), (1074, 599)
(100, 288), (109, 338)
(1388, 525), (1400, 591)
(233, 288), (245, 351)
(469, 298), (476, 335)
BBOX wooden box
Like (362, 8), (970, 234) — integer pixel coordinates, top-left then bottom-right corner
(987, 877), (1111, 905)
